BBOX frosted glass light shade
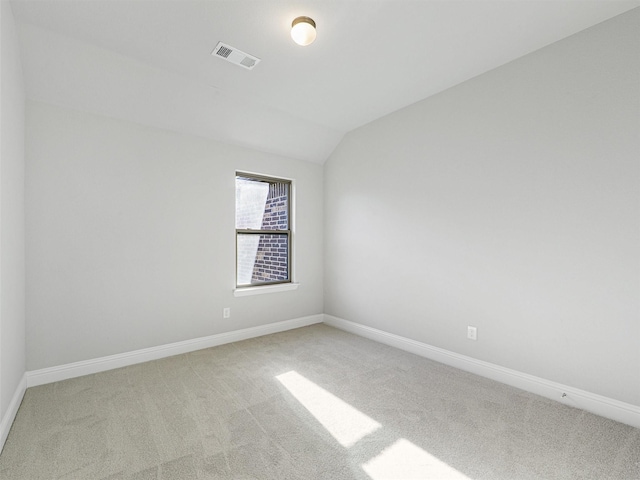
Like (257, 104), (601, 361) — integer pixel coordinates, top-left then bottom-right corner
(291, 16), (316, 46)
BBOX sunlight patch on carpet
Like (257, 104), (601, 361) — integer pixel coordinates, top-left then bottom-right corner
(362, 438), (471, 479)
(276, 370), (381, 447)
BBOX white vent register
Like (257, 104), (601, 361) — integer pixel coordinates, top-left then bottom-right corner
(212, 42), (260, 70)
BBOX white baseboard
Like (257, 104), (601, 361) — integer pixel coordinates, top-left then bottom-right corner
(27, 314), (323, 388)
(324, 314), (640, 429)
(0, 373), (26, 454)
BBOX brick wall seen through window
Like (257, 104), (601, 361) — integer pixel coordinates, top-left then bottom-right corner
(236, 174), (291, 287)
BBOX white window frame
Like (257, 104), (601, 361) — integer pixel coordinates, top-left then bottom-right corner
(234, 171), (298, 297)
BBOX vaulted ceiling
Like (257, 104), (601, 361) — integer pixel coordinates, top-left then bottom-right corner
(11, 0), (639, 163)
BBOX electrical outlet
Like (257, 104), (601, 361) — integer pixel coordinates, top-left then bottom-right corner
(223, 307), (231, 319)
(467, 326), (477, 341)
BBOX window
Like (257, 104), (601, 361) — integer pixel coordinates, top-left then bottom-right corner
(236, 173), (291, 288)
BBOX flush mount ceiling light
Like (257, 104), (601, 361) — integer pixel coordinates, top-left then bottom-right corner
(291, 16), (316, 46)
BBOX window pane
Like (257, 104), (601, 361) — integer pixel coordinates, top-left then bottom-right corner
(236, 176), (288, 231)
(237, 233), (289, 286)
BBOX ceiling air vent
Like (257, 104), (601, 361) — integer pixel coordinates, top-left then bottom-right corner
(212, 42), (260, 70)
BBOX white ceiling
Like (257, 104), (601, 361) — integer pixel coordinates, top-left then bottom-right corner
(11, 0), (639, 163)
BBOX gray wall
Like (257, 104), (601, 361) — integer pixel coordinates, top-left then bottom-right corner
(324, 10), (640, 406)
(26, 102), (323, 371)
(0, 1), (26, 421)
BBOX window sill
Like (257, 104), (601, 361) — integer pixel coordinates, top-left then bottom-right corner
(234, 283), (299, 297)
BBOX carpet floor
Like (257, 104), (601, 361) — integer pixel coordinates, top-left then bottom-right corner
(0, 324), (638, 479)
